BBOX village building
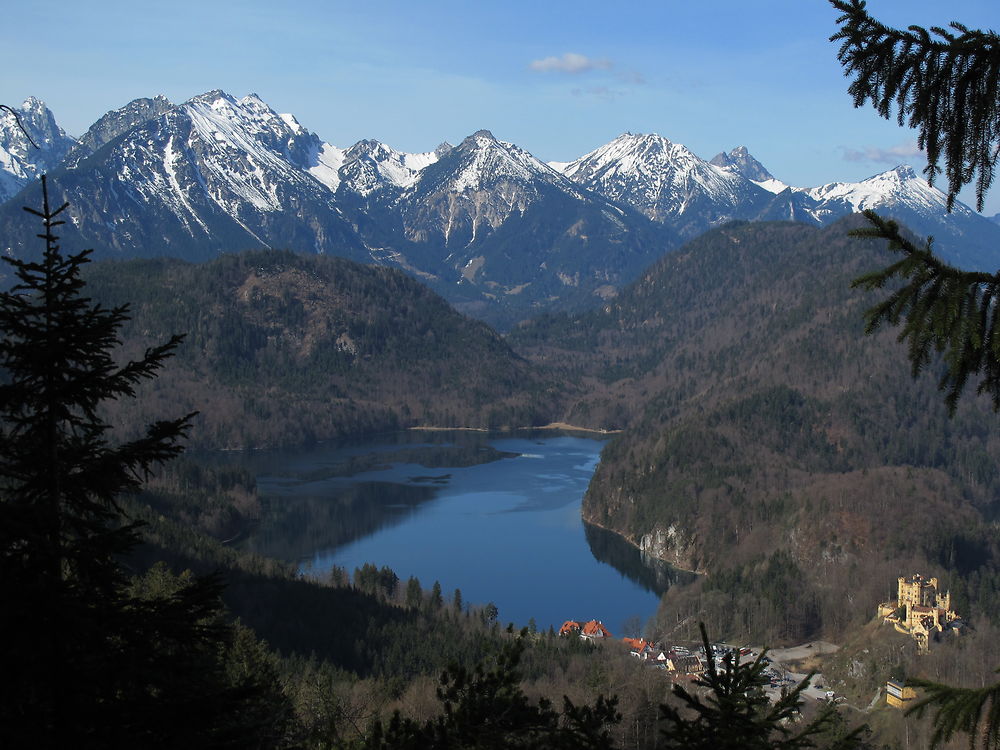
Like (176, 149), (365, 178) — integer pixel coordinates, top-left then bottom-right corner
(876, 574), (961, 652)
(580, 620), (612, 640)
(558, 621), (581, 637)
(886, 679), (917, 709)
(622, 637), (649, 656)
(558, 619), (612, 640)
(666, 654), (704, 675)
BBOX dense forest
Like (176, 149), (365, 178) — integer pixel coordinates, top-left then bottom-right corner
(83, 250), (564, 449)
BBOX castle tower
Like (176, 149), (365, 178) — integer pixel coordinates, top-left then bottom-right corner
(898, 574), (937, 609)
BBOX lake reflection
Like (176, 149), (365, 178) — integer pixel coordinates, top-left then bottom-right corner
(236, 430), (679, 635)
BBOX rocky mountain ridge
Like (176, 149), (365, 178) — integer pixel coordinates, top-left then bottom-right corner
(0, 93), (668, 327)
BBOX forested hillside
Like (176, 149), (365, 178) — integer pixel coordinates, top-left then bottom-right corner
(84, 250), (562, 448)
(512, 218), (1000, 644)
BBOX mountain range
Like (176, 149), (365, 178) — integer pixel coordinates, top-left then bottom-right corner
(3, 90), (1000, 326)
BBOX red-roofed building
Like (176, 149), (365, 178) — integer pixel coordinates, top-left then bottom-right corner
(622, 637), (648, 651)
(559, 621), (581, 637)
(623, 637), (661, 660)
(581, 620), (612, 639)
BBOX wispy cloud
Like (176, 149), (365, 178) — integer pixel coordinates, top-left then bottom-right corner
(842, 140), (923, 164)
(571, 86), (623, 101)
(529, 52), (612, 74)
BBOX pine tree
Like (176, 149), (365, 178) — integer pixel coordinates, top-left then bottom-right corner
(658, 625), (863, 750)
(831, 0), (1000, 413)
(360, 631), (621, 750)
(405, 575), (423, 609)
(831, 3), (1000, 747)
(0, 177), (290, 747)
(429, 579), (444, 610)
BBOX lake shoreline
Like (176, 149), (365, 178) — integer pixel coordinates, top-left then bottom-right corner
(243, 431), (658, 635)
(408, 422), (622, 435)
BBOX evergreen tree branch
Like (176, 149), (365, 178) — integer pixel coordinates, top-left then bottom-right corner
(0, 177), (295, 746)
(849, 210), (1000, 413)
(905, 674), (1000, 750)
(830, 0), (1000, 210)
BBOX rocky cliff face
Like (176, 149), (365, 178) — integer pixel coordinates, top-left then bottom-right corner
(637, 524), (701, 573)
(63, 95), (174, 167)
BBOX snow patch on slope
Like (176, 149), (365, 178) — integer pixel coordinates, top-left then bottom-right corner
(307, 142), (346, 192)
(162, 134), (209, 235)
(753, 178), (790, 194)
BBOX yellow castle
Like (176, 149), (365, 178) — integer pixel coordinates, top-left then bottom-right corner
(877, 574), (960, 652)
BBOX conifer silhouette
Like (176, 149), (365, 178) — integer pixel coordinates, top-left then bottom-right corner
(0, 176), (289, 748)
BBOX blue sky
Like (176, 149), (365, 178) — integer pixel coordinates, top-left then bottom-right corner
(6, 0), (999, 213)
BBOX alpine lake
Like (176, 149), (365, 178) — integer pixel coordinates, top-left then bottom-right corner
(210, 429), (692, 636)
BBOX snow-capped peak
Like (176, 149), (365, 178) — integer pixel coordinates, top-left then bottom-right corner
(20, 96), (47, 114)
(428, 129), (566, 193)
(805, 164), (958, 215)
(167, 90), (343, 215)
(335, 138), (441, 195)
(0, 97), (76, 202)
(709, 145), (789, 194)
(559, 132), (701, 182)
(239, 92), (269, 108)
(559, 132), (768, 229)
(183, 90), (316, 161)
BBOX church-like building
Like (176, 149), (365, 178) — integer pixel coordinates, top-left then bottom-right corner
(877, 574), (961, 652)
